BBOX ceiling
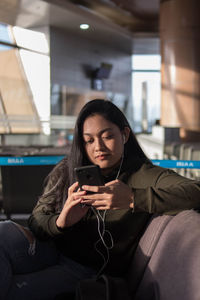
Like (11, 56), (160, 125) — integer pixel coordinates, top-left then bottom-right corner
(0, 0), (160, 54)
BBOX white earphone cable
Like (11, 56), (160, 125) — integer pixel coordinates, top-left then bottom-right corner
(92, 152), (124, 277)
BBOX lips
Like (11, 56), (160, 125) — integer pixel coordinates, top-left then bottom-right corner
(96, 154), (109, 160)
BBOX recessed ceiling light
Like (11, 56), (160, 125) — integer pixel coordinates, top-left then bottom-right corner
(80, 24), (89, 30)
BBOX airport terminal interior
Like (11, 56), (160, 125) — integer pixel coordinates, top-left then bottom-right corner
(0, 0), (200, 225)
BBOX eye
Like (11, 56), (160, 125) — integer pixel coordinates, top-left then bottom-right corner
(102, 134), (114, 140)
(84, 139), (93, 144)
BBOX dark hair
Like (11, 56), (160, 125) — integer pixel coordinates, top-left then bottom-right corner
(41, 99), (149, 211)
(68, 99), (149, 184)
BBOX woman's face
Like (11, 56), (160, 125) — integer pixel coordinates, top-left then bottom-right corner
(82, 114), (129, 175)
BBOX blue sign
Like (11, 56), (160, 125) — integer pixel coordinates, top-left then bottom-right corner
(0, 156), (199, 169)
(152, 160), (200, 169)
(0, 156), (65, 166)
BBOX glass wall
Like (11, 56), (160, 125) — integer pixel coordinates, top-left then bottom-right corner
(132, 55), (161, 133)
(0, 23), (50, 135)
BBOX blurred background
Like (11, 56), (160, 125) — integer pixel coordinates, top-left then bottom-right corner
(0, 0), (200, 223)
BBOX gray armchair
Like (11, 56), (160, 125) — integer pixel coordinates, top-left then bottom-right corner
(128, 210), (200, 300)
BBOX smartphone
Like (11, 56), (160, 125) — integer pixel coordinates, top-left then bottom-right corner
(74, 165), (104, 191)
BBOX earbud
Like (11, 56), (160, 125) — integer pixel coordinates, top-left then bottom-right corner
(123, 135), (126, 144)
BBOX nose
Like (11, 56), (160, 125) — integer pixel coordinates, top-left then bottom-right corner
(94, 138), (105, 151)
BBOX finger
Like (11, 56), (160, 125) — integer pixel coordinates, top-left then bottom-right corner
(89, 200), (107, 208)
(68, 182), (79, 194)
(94, 206), (109, 210)
(80, 199), (93, 206)
(69, 197), (83, 207)
(92, 204), (109, 210)
(82, 185), (103, 193)
(91, 201), (118, 210)
(105, 179), (120, 186)
(67, 191), (86, 205)
(74, 190), (87, 198)
(96, 206), (118, 210)
(81, 193), (104, 201)
(68, 190), (85, 201)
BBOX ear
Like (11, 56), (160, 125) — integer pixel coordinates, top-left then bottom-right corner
(123, 135), (126, 143)
(122, 127), (130, 144)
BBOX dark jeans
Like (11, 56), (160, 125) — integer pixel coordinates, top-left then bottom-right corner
(0, 220), (96, 300)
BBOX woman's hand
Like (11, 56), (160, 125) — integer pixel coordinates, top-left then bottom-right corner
(80, 179), (134, 210)
(56, 182), (90, 229)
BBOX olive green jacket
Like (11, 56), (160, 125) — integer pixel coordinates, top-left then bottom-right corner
(28, 162), (200, 276)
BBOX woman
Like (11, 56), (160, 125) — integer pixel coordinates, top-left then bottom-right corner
(1, 99), (200, 300)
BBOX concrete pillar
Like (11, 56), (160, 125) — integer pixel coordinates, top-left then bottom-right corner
(160, 0), (200, 137)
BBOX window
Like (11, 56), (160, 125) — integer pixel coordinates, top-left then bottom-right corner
(0, 23), (50, 134)
(132, 55), (161, 133)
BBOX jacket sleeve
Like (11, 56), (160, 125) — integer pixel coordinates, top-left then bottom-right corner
(28, 160), (69, 240)
(128, 164), (200, 215)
